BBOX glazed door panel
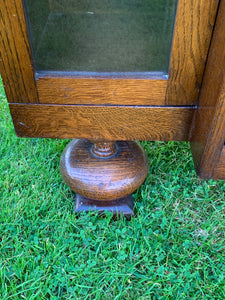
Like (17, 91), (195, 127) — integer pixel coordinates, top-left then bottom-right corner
(25, 0), (177, 73)
(0, 0), (219, 107)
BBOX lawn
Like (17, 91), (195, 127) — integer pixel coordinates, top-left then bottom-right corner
(1, 75), (225, 299)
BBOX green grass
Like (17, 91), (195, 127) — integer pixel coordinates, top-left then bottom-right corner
(1, 75), (225, 299)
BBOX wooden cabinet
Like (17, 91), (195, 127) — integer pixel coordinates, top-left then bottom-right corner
(190, 0), (225, 180)
(0, 0), (224, 216)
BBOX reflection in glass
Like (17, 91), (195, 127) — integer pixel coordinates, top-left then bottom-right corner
(25, 0), (177, 72)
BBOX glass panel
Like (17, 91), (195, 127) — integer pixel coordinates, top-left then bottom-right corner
(25, 0), (177, 72)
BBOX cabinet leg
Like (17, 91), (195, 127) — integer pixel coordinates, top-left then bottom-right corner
(60, 140), (148, 218)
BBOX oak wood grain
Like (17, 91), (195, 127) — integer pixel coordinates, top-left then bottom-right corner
(0, 0), (38, 103)
(166, 0), (219, 105)
(9, 104), (195, 141)
(36, 76), (167, 106)
(60, 140), (148, 201)
(213, 147), (225, 179)
(190, 0), (225, 179)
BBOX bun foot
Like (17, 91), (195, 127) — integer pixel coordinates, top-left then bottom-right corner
(60, 139), (148, 218)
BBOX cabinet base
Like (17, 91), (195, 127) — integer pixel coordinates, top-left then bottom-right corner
(75, 194), (134, 219)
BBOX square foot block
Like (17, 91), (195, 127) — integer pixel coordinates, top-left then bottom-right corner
(75, 194), (134, 219)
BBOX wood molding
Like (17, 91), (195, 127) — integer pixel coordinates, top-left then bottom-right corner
(166, 0), (219, 105)
(190, 0), (225, 179)
(0, 0), (38, 103)
(9, 104), (195, 141)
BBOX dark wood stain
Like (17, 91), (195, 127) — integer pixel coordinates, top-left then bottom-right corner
(60, 139), (149, 217)
(60, 139), (149, 201)
(75, 194), (134, 219)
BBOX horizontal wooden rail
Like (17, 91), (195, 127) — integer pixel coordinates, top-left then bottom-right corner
(9, 104), (195, 141)
(36, 75), (167, 106)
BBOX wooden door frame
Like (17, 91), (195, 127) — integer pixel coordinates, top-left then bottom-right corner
(1, 0), (224, 177)
(0, 0), (218, 105)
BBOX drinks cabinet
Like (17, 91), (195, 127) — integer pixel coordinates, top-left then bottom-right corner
(0, 0), (225, 217)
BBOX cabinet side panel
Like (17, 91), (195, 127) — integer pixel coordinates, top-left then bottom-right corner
(0, 0), (38, 103)
(190, 0), (225, 179)
(166, 0), (219, 105)
(213, 147), (225, 179)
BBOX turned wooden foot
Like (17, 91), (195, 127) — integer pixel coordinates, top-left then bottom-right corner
(60, 140), (148, 218)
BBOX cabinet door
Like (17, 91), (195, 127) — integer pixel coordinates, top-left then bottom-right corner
(0, 0), (219, 142)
